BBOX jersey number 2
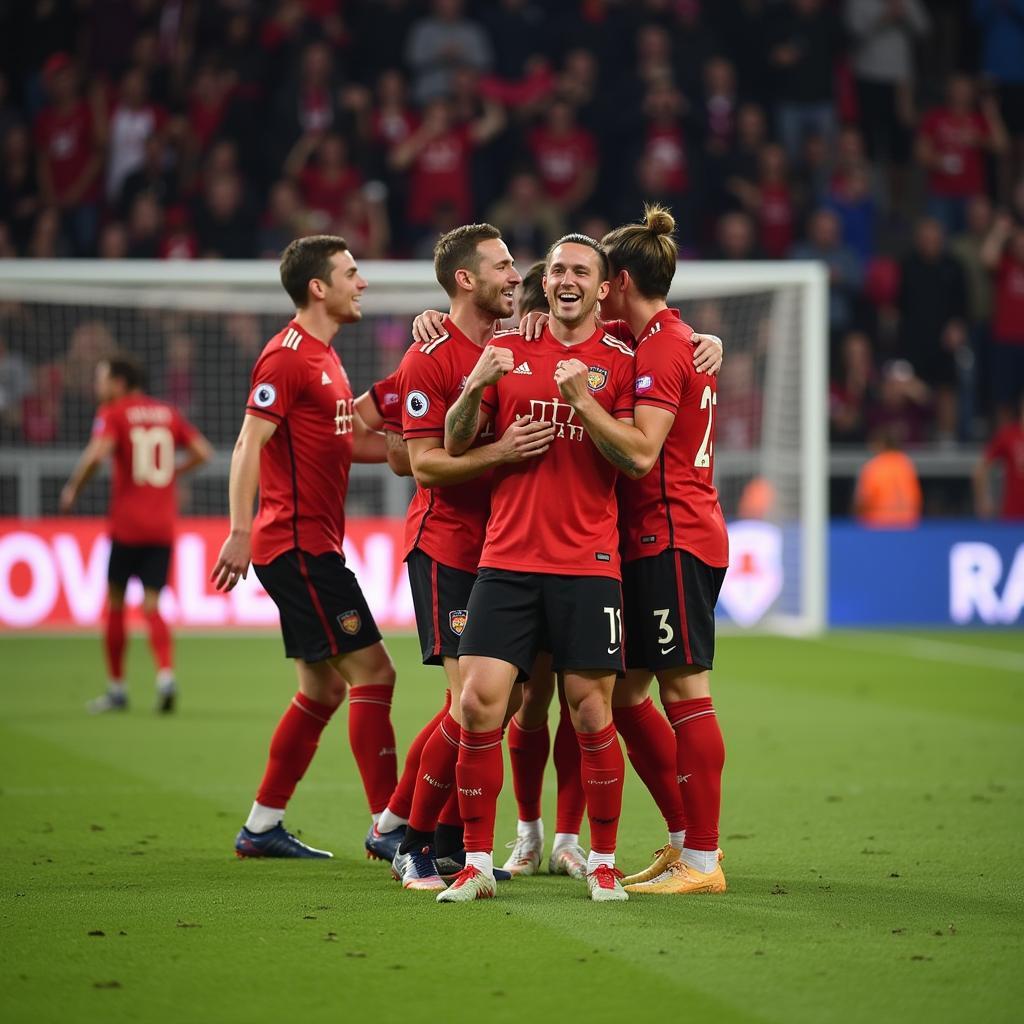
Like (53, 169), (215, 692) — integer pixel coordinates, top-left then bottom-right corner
(695, 385), (717, 468)
(130, 426), (175, 486)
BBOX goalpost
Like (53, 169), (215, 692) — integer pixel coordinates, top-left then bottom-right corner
(0, 259), (828, 634)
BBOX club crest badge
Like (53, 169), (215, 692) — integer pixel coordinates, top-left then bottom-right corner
(338, 610), (361, 635)
(587, 366), (608, 392)
(449, 609), (468, 636)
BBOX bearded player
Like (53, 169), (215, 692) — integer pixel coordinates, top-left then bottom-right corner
(440, 235), (636, 903)
(557, 206), (730, 894)
(212, 235), (399, 859)
(60, 355), (212, 713)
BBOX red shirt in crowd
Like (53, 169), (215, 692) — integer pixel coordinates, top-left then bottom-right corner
(618, 309), (729, 569)
(371, 109), (418, 153)
(919, 108), (989, 198)
(93, 393), (198, 546)
(244, 319), (356, 564)
(479, 325), (635, 578)
(299, 164), (363, 221)
(759, 182), (794, 259)
(398, 319), (496, 574)
(528, 125), (597, 202)
(642, 124), (689, 195)
(985, 423), (1024, 519)
(408, 126), (473, 226)
(993, 253), (1024, 344)
(34, 100), (101, 204)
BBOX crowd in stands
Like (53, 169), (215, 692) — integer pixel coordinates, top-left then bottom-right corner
(1, 0), (1023, 466)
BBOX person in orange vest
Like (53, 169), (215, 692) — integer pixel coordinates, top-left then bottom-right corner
(853, 428), (923, 528)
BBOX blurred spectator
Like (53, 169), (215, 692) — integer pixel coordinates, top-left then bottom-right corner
(163, 333), (196, 418)
(871, 359), (931, 449)
(105, 66), (166, 203)
(259, 179), (313, 258)
(981, 211), (1024, 419)
(22, 364), (62, 445)
(734, 143), (796, 259)
(846, 0), (930, 207)
(974, 0), (1024, 194)
(0, 335), (30, 438)
(119, 134), (178, 217)
(28, 207), (64, 258)
(0, 222), (16, 258)
(60, 320), (116, 441)
(716, 346), (763, 448)
(898, 217), (969, 439)
(825, 163), (878, 269)
(187, 63), (234, 157)
(160, 207), (199, 260)
(193, 172), (255, 258)
(126, 191), (165, 258)
(336, 187), (390, 259)
(97, 220), (129, 259)
(699, 57), (740, 161)
(482, 0), (546, 80)
(767, 0), (846, 158)
(405, 0), (494, 105)
(792, 208), (864, 335)
(720, 103), (770, 215)
(487, 170), (565, 262)
(916, 74), (1008, 234)
(0, 123), (41, 254)
(287, 132), (364, 229)
(854, 426), (923, 527)
(528, 98), (598, 217)
(974, 395), (1024, 520)
(369, 70), (417, 162)
(830, 330), (877, 443)
(0, 71), (20, 144)
(33, 53), (105, 255)
(713, 211), (762, 260)
(390, 96), (503, 234)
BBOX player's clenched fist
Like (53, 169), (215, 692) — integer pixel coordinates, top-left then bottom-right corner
(210, 530), (251, 592)
(553, 357), (591, 407)
(498, 415), (556, 463)
(467, 345), (514, 388)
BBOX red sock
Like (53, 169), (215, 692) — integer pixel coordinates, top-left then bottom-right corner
(577, 722), (625, 855)
(664, 697), (725, 851)
(437, 788), (461, 828)
(256, 692), (336, 808)
(507, 717), (550, 822)
(143, 608), (172, 672)
(388, 691), (451, 819)
(407, 711), (460, 833)
(613, 698), (686, 833)
(553, 692), (585, 833)
(456, 727), (504, 853)
(348, 684), (398, 814)
(104, 604), (126, 680)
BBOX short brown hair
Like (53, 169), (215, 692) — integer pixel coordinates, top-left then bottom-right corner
(601, 205), (678, 299)
(279, 234), (350, 307)
(433, 223), (502, 297)
(517, 260), (548, 316)
(104, 353), (145, 391)
(546, 233), (609, 279)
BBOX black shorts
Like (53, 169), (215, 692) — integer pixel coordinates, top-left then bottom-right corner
(108, 542), (172, 590)
(253, 549), (381, 664)
(623, 549), (726, 672)
(406, 548), (476, 666)
(458, 568), (625, 679)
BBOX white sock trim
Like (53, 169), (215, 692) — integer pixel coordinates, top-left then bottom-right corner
(587, 850), (615, 872)
(517, 818), (544, 840)
(465, 851), (494, 876)
(245, 802), (284, 834)
(553, 832), (580, 849)
(376, 808), (408, 834)
(669, 830), (686, 851)
(681, 848), (719, 874)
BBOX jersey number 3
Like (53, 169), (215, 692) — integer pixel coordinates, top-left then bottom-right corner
(695, 385), (717, 468)
(130, 426), (175, 487)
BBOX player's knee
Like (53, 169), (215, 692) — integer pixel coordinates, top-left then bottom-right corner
(574, 691), (612, 734)
(459, 686), (501, 730)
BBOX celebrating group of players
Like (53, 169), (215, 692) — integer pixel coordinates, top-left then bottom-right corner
(67, 205), (731, 904)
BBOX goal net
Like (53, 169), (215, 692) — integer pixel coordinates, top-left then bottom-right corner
(0, 259), (827, 633)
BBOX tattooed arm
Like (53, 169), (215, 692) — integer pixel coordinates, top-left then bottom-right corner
(444, 345), (514, 455)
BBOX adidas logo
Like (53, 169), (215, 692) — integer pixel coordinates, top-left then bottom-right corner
(513, 361), (532, 375)
(321, 371), (332, 385)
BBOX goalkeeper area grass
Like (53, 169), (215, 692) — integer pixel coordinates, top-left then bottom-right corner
(2, 630), (1022, 1024)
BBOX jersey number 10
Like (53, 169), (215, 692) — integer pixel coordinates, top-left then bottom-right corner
(129, 426), (175, 487)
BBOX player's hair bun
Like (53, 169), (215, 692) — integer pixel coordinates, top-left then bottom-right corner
(643, 204), (676, 237)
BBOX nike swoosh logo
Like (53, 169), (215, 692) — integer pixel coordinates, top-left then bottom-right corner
(607, 646), (620, 655)
(661, 645), (676, 655)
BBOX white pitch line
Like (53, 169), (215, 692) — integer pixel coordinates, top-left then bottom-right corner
(813, 632), (1024, 674)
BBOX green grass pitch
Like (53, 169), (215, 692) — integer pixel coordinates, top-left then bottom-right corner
(2, 630), (1022, 1023)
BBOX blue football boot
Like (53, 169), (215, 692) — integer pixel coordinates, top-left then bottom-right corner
(234, 824), (333, 859)
(392, 845), (445, 891)
(365, 822), (405, 862)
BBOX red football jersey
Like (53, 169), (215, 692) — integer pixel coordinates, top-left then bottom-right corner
(993, 253), (1024, 345)
(245, 319), (356, 564)
(369, 371), (402, 432)
(480, 325), (635, 578)
(398, 318), (496, 574)
(985, 423), (1024, 519)
(619, 309), (729, 568)
(919, 109), (989, 198)
(94, 393), (197, 545)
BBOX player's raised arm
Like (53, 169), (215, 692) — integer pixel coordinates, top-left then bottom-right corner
(443, 345), (512, 454)
(211, 413), (276, 592)
(59, 434), (116, 513)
